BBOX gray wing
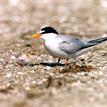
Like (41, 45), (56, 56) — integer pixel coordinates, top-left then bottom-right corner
(58, 35), (107, 55)
(58, 35), (86, 55)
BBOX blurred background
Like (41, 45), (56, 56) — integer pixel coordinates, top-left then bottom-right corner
(0, 0), (107, 107)
(0, 0), (107, 39)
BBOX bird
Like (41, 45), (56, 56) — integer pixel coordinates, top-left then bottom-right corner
(32, 26), (107, 64)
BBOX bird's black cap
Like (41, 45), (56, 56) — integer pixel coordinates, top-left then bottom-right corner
(40, 26), (58, 34)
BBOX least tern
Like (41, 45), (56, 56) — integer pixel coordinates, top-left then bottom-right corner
(32, 26), (107, 64)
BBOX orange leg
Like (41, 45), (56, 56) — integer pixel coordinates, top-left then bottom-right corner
(64, 59), (70, 65)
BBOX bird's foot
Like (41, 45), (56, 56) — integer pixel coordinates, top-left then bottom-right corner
(64, 59), (70, 65)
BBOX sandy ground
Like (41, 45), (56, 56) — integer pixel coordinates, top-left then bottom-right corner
(0, 0), (107, 107)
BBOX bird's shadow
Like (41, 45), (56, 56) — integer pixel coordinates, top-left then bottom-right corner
(40, 62), (66, 67)
(29, 62), (66, 67)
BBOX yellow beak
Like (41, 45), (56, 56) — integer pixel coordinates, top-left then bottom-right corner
(32, 33), (41, 38)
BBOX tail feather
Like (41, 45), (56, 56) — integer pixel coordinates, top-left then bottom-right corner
(78, 37), (107, 51)
(87, 37), (107, 46)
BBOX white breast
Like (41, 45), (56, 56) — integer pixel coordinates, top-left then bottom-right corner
(41, 33), (72, 59)
(44, 39), (69, 59)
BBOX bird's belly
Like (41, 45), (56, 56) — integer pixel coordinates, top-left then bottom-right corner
(45, 45), (69, 59)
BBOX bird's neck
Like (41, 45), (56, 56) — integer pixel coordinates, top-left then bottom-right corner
(41, 33), (58, 41)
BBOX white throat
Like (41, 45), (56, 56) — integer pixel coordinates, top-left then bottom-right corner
(41, 33), (58, 41)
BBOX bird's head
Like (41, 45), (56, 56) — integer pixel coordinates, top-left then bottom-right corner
(32, 26), (58, 40)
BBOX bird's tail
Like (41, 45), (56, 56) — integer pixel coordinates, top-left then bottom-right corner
(86, 37), (107, 47)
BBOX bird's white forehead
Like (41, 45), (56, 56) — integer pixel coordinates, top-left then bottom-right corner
(39, 30), (44, 34)
(39, 25), (49, 34)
